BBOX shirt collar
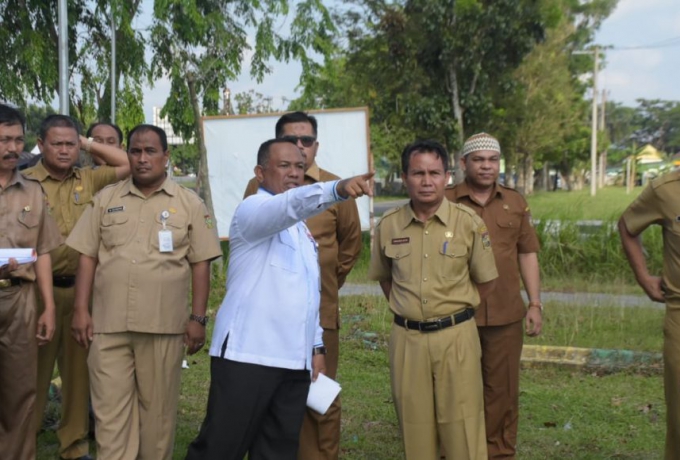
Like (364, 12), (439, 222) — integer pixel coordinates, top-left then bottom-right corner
(399, 199), (450, 229)
(454, 179), (504, 202)
(24, 159), (79, 182)
(120, 175), (177, 198)
(305, 162), (320, 182)
(5, 169), (31, 189)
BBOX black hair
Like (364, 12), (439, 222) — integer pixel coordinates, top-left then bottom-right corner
(257, 138), (299, 167)
(401, 139), (450, 174)
(39, 114), (81, 140)
(127, 124), (168, 152)
(275, 111), (318, 138)
(0, 104), (26, 132)
(86, 122), (124, 145)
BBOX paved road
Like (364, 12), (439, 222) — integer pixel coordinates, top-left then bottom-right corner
(340, 283), (663, 309)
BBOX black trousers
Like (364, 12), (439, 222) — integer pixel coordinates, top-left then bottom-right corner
(185, 357), (311, 460)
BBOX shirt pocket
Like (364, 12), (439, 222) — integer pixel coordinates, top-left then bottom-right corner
(101, 213), (130, 249)
(72, 187), (93, 207)
(270, 230), (299, 272)
(151, 213), (189, 250)
(16, 210), (41, 247)
(495, 213), (522, 236)
(439, 243), (469, 281)
(385, 244), (412, 282)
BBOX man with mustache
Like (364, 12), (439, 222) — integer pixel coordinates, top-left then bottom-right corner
(0, 104), (62, 459)
(68, 124), (222, 459)
(187, 138), (372, 460)
(23, 115), (130, 460)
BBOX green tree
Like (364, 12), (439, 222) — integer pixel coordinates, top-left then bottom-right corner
(0, 1), (147, 126)
(149, 0), (334, 216)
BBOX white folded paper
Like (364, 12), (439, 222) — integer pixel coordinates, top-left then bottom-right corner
(0, 248), (37, 267)
(306, 373), (342, 415)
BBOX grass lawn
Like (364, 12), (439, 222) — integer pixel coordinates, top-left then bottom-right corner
(526, 186), (643, 221)
(37, 293), (667, 459)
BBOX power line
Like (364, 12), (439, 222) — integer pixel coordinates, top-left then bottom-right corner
(609, 35), (680, 51)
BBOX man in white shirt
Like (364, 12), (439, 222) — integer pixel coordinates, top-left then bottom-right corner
(185, 138), (372, 460)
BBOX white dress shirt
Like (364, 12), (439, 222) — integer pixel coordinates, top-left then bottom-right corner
(209, 181), (344, 371)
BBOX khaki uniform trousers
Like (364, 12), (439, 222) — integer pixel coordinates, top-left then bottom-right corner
(298, 328), (341, 460)
(389, 318), (487, 460)
(88, 332), (184, 460)
(664, 308), (680, 460)
(35, 285), (90, 459)
(478, 321), (523, 460)
(0, 282), (38, 460)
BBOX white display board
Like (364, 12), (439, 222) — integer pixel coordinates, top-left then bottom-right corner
(202, 108), (372, 239)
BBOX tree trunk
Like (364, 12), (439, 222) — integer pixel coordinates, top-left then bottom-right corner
(542, 162), (549, 192)
(187, 76), (215, 220)
(447, 63), (465, 184)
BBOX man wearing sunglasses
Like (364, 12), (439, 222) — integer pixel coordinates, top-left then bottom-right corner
(243, 111), (362, 460)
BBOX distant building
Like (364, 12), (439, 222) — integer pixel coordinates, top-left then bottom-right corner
(152, 107), (191, 146)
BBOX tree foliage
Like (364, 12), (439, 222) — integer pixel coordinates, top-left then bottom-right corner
(0, 0), (147, 127)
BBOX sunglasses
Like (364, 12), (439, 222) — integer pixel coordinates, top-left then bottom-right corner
(282, 135), (316, 148)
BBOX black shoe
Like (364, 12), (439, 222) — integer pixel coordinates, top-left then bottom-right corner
(61, 456), (94, 460)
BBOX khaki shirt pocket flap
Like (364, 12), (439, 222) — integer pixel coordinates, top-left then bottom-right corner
(440, 243), (467, 258)
(18, 210), (40, 228)
(154, 213), (188, 230)
(385, 244), (411, 260)
(102, 213), (129, 227)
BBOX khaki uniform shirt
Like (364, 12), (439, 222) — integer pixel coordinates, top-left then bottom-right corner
(369, 199), (498, 320)
(445, 181), (540, 326)
(23, 161), (118, 276)
(621, 171), (680, 306)
(66, 177), (223, 334)
(0, 171), (61, 281)
(244, 162), (362, 328)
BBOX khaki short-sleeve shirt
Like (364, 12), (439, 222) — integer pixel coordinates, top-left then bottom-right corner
(0, 171), (61, 281)
(445, 182), (540, 325)
(369, 199), (498, 320)
(66, 177), (223, 334)
(23, 161), (118, 275)
(243, 162), (362, 329)
(621, 171), (680, 304)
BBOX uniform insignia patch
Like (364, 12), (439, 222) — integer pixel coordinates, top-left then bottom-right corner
(106, 206), (125, 213)
(204, 214), (214, 229)
(479, 225), (491, 249)
(445, 231), (453, 238)
(391, 237), (410, 245)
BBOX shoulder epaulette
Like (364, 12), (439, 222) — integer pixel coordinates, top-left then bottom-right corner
(453, 202), (477, 217)
(651, 170), (680, 189)
(376, 206), (401, 226)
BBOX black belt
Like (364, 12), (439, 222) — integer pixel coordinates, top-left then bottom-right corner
(53, 275), (76, 288)
(394, 308), (475, 333)
(0, 278), (22, 289)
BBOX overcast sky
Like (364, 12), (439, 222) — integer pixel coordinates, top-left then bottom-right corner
(141, 0), (680, 122)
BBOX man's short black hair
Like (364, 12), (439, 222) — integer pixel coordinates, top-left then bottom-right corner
(257, 138), (299, 167)
(275, 111), (318, 138)
(0, 104), (26, 132)
(127, 124), (168, 152)
(39, 114), (81, 140)
(86, 122), (124, 145)
(401, 140), (450, 174)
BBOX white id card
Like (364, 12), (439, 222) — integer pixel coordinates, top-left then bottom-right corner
(158, 230), (173, 252)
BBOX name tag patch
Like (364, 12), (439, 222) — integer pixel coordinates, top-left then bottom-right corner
(106, 206), (125, 214)
(391, 237), (410, 245)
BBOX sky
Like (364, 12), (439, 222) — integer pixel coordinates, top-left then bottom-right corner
(140, 0), (680, 123)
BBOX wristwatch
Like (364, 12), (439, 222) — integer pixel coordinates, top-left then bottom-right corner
(189, 313), (209, 326)
(528, 301), (543, 312)
(312, 346), (327, 356)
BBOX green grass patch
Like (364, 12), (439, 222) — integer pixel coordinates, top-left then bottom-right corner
(526, 186), (643, 221)
(37, 276), (667, 459)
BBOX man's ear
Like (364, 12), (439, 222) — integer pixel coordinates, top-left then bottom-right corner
(254, 165), (265, 183)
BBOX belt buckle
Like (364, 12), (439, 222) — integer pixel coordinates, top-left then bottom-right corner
(0, 279), (11, 288)
(419, 319), (442, 332)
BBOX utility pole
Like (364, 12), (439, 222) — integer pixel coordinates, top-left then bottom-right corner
(111, 5), (116, 123)
(590, 46), (599, 197)
(58, 0), (69, 115)
(599, 89), (607, 188)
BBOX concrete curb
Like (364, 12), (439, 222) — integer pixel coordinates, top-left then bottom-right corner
(521, 345), (663, 371)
